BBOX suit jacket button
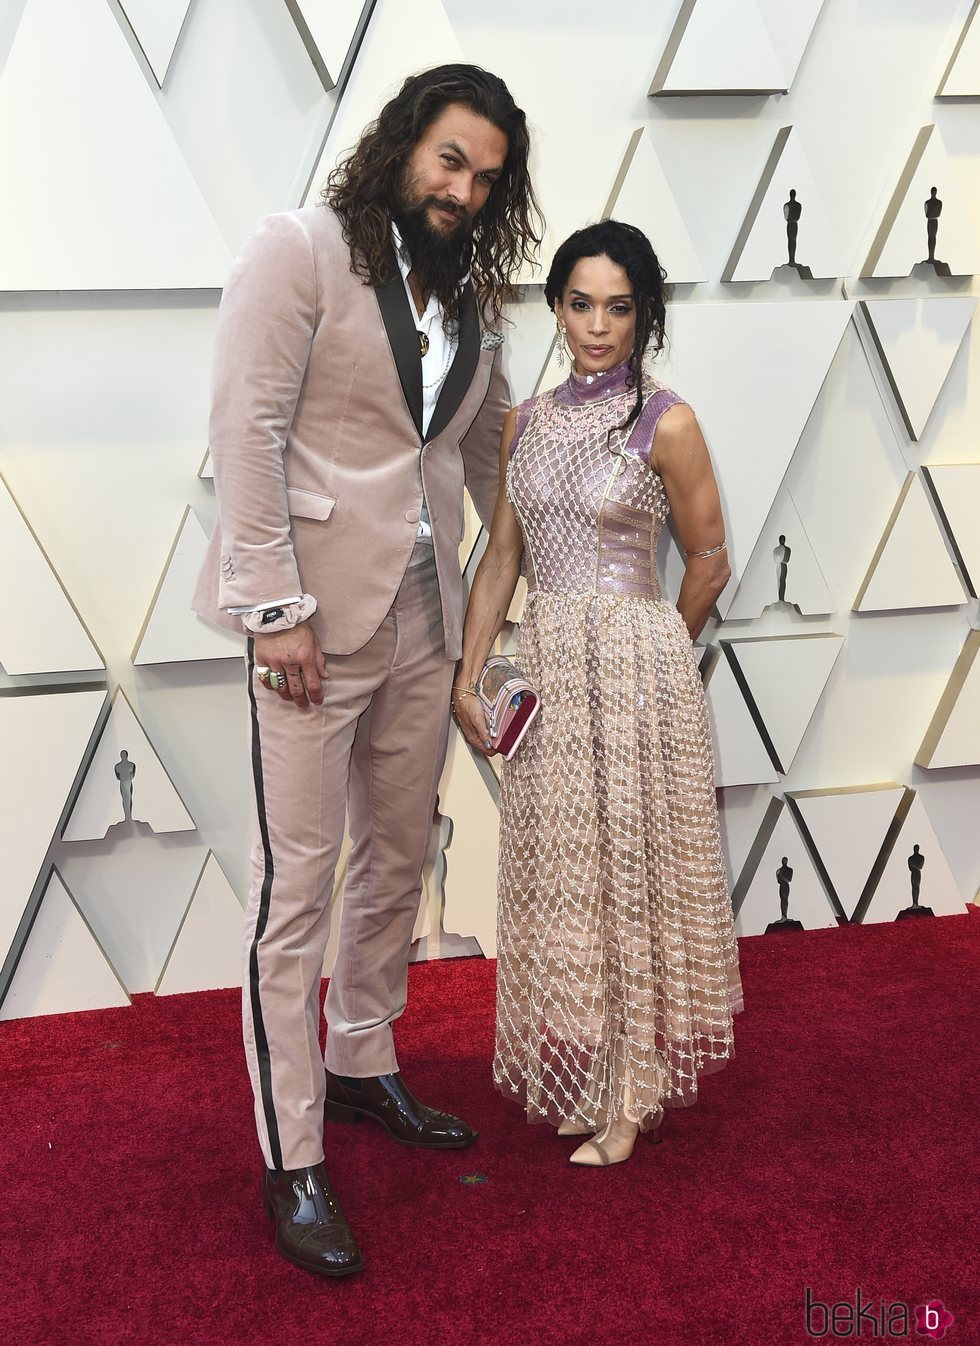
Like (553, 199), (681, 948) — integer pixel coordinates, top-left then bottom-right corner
(405, 509), (419, 524)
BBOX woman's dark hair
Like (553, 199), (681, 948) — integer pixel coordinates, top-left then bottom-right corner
(545, 219), (668, 432)
(323, 64), (542, 320)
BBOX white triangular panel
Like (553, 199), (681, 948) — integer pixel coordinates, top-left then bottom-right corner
(702, 651), (778, 788)
(133, 508), (243, 665)
(732, 799), (837, 936)
(509, 295), (567, 405)
(665, 302), (853, 617)
(863, 126), (980, 278)
(285, 0), (368, 91)
(786, 783), (906, 914)
(155, 853), (245, 995)
(0, 473), (103, 675)
(650, 0), (786, 94)
(304, 0), (463, 206)
(938, 0), (980, 96)
(863, 298), (977, 440)
(0, 870), (130, 1020)
(861, 794), (965, 923)
(916, 631), (980, 769)
(605, 129), (707, 283)
(726, 485), (835, 618)
(724, 634), (843, 774)
(922, 464), (980, 597)
(725, 126), (847, 281)
(756, 0), (827, 86)
(439, 730), (501, 957)
(198, 450), (214, 481)
(62, 690), (195, 840)
(61, 839), (204, 994)
(116, 0), (192, 87)
(854, 474), (967, 612)
(0, 0), (232, 289)
(0, 689), (107, 967)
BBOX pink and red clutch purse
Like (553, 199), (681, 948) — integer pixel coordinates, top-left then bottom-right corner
(475, 656), (540, 760)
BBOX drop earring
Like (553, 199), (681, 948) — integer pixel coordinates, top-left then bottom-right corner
(555, 321), (569, 370)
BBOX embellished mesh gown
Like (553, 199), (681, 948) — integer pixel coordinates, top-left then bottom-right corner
(493, 361), (743, 1131)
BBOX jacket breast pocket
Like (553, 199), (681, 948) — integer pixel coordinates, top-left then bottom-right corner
(286, 487), (336, 521)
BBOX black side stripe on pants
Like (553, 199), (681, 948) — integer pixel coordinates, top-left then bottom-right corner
(246, 638), (283, 1171)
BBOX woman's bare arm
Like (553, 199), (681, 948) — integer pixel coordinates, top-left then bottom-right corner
(454, 407), (525, 752)
(652, 404), (731, 640)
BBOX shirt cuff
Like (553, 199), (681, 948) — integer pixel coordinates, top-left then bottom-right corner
(236, 595), (317, 633)
(227, 596), (303, 615)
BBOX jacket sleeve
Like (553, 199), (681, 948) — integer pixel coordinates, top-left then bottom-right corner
(209, 212), (316, 609)
(459, 346), (510, 531)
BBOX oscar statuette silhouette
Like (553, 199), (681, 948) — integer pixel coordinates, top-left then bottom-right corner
(114, 750), (136, 824)
(782, 190), (813, 279)
(766, 857), (804, 932)
(921, 188), (951, 276)
(896, 844), (934, 919)
(773, 534), (792, 605)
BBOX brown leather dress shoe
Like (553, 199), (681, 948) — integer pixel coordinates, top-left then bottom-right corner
(263, 1162), (363, 1278)
(324, 1069), (477, 1149)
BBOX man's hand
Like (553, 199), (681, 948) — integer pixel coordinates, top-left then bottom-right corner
(253, 619), (328, 708)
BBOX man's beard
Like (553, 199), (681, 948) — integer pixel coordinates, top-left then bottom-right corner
(391, 174), (474, 322)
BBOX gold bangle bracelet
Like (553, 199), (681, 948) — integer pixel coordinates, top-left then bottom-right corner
(686, 541), (727, 560)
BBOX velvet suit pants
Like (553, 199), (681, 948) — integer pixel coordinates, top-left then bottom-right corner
(242, 555), (453, 1170)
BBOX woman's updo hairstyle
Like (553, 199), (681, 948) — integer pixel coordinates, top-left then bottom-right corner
(545, 219), (667, 433)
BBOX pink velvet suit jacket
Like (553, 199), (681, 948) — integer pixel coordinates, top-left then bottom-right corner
(193, 204), (507, 658)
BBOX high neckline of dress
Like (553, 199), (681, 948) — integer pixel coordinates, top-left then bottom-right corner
(556, 359), (632, 405)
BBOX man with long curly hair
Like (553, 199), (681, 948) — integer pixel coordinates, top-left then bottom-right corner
(194, 64), (540, 1278)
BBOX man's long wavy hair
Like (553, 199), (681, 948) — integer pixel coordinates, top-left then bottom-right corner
(323, 64), (542, 320)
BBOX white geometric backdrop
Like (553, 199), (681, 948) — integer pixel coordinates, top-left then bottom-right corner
(1, 0), (979, 1018)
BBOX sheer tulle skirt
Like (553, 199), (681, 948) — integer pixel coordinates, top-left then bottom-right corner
(493, 592), (743, 1129)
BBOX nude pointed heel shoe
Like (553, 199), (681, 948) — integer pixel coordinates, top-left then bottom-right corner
(557, 1116), (603, 1137)
(568, 1115), (639, 1166)
(568, 1039), (662, 1165)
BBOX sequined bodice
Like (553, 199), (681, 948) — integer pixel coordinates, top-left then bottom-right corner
(507, 379), (673, 600)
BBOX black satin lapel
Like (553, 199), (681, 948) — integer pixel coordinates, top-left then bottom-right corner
(375, 247), (423, 438)
(425, 287), (480, 444)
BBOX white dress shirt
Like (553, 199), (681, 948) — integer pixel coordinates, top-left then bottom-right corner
(391, 221), (461, 548)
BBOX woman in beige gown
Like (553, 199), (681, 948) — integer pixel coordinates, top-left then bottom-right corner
(454, 221), (742, 1167)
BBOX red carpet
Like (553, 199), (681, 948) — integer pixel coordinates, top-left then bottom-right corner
(2, 913), (977, 1346)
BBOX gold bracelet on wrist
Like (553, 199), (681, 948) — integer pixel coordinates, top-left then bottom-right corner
(686, 540), (727, 560)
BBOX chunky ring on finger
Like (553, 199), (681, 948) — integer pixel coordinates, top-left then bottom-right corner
(256, 666), (285, 692)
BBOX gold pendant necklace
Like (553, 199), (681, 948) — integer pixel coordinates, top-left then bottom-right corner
(418, 331), (430, 357)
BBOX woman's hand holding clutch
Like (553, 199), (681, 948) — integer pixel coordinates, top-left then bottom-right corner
(452, 686), (496, 757)
(452, 659), (540, 760)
